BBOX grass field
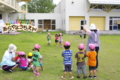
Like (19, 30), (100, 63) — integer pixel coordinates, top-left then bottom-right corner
(0, 32), (120, 80)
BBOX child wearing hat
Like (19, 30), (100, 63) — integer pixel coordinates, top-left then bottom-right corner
(59, 33), (63, 48)
(86, 44), (97, 79)
(27, 52), (33, 69)
(75, 44), (87, 79)
(17, 52), (28, 71)
(61, 41), (74, 80)
(32, 44), (41, 77)
(47, 33), (51, 45)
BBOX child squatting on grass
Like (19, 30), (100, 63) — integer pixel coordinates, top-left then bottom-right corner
(86, 44), (97, 79)
(61, 41), (74, 80)
(17, 52), (28, 71)
(75, 44), (87, 79)
(47, 33), (51, 45)
(32, 44), (41, 77)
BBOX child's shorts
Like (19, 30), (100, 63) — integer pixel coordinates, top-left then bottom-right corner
(63, 64), (72, 72)
(47, 40), (51, 43)
(18, 65), (28, 70)
(89, 66), (96, 70)
(55, 40), (58, 42)
(40, 63), (43, 66)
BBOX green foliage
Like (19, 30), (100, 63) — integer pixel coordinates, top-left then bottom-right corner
(0, 34), (120, 80)
(28, 0), (56, 13)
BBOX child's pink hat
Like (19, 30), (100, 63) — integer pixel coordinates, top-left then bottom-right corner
(18, 51), (25, 55)
(17, 52), (21, 55)
(48, 33), (50, 35)
(60, 33), (62, 36)
(34, 44), (40, 49)
(64, 41), (70, 46)
(78, 44), (84, 49)
(89, 44), (95, 50)
(20, 52), (25, 55)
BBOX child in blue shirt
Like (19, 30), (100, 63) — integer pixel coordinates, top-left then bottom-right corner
(61, 41), (74, 80)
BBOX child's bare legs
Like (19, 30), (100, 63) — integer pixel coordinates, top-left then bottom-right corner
(33, 66), (40, 76)
(93, 69), (96, 76)
(63, 71), (66, 78)
(41, 66), (44, 71)
(89, 70), (92, 76)
(69, 72), (72, 78)
(11, 64), (18, 70)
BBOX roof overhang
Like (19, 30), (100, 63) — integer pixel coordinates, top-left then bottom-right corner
(88, 0), (120, 12)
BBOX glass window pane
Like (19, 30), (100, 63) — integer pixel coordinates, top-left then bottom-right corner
(52, 25), (55, 30)
(118, 24), (120, 30)
(109, 26), (112, 30)
(52, 20), (55, 24)
(109, 20), (112, 25)
(38, 20), (42, 24)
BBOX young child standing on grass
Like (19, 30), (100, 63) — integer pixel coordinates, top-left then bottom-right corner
(32, 44), (41, 77)
(55, 34), (59, 46)
(86, 44), (97, 79)
(61, 41), (74, 80)
(75, 44), (87, 79)
(59, 33), (63, 48)
(47, 33), (51, 45)
(17, 52), (28, 71)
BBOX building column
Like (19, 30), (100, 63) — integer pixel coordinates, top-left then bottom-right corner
(105, 16), (109, 30)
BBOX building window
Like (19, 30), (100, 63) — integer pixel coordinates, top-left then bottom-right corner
(0, 14), (2, 19)
(109, 17), (120, 30)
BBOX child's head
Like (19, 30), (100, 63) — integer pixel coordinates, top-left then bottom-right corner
(64, 41), (70, 49)
(33, 44), (40, 52)
(55, 34), (58, 37)
(28, 52), (32, 58)
(19, 51), (26, 58)
(78, 44), (84, 50)
(89, 44), (95, 51)
(47, 33), (50, 36)
(59, 33), (63, 36)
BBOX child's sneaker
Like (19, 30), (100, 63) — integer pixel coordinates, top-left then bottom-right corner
(69, 76), (74, 79)
(61, 76), (65, 79)
(88, 75), (92, 79)
(34, 72), (37, 76)
(93, 76), (97, 78)
(36, 73), (40, 77)
(9, 69), (13, 73)
(83, 76), (87, 79)
(76, 76), (80, 78)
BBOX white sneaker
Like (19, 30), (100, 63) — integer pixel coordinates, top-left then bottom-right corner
(70, 76), (74, 79)
(61, 76), (65, 79)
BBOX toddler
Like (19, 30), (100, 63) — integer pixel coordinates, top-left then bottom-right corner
(27, 52), (33, 69)
(40, 55), (44, 71)
(59, 33), (63, 48)
(61, 41), (74, 79)
(47, 33), (51, 45)
(17, 52), (28, 71)
(55, 34), (59, 46)
(86, 44), (97, 79)
(32, 44), (41, 77)
(75, 44), (87, 79)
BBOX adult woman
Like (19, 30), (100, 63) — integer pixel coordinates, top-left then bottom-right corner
(1, 44), (18, 72)
(83, 23), (100, 69)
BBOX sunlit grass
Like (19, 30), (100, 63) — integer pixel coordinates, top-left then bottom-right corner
(0, 32), (120, 80)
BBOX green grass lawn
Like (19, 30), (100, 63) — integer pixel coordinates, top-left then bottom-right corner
(0, 32), (120, 80)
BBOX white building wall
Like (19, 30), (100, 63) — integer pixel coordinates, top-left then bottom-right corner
(26, 13), (62, 30)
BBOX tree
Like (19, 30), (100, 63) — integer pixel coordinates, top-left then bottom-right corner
(27, 0), (56, 13)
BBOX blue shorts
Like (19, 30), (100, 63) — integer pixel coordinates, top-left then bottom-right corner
(18, 65), (28, 70)
(63, 65), (72, 72)
(40, 63), (43, 66)
(89, 66), (96, 71)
